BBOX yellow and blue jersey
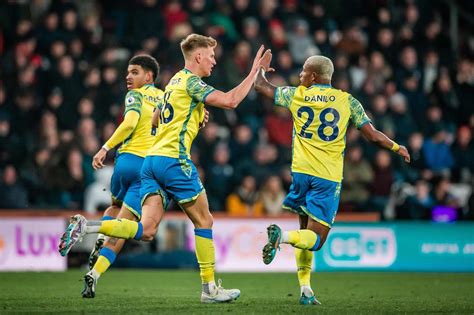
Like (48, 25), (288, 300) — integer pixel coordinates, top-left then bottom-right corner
(117, 84), (164, 157)
(275, 84), (371, 182)
(149, 69), (214, 159)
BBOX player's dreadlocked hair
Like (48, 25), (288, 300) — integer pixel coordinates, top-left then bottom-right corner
(129, 55), (160, 82)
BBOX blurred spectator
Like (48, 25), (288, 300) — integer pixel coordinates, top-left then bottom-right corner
(367, 51), (392, 90)
(260, 175), (286, 216)
(206, 143), (234, 211)
(0, 114), (22, 167)
(451, 126), (474, 183)
(288, 19), (319, 66)
(336, 24), (366, 57)
(422, 50), (439, 94)
(264, 106), (292, 160)
(226, 175), (263, 216)
(431, 71), (460, 125)
(340, 145), (374, 211)
(369, 94), (395, 138)
(128, 0), (163, 50)
(20, 148), (51, 207)
(431, 176), (461, 211)
(241, 17), (264, 53)
(400, 72), (427, 124)
(46, 146), (85, 209)
(395, 46), (421, 89)
(229, 124), (255, 166)
(398, 132), (431, 183)
(372, 28), (396, 65)
(389, 93), (417, 144)
(268, 19), (287, 51)
(369, 150), (394, 216)
(194, 121), (219, 171)
(235, 144), (279, 185)
(0, 164), (28, 209)
(423, 128), (454, 174)
(398, 180), (434, 220)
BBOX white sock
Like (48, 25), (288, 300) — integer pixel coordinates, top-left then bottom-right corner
(301, 285), (313, 297)
(89, 269), (100, 280)
(281, 231), (289, 243)
(85, 221), (102, 233)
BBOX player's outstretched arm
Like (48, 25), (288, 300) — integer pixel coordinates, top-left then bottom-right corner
(205, 45), (268, 109)
(92, 111), (140, 169)
(360, 123), (411, 163)
(254, 68), (277, 99)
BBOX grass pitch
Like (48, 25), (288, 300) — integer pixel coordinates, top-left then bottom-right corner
(0, 270), (473, 314)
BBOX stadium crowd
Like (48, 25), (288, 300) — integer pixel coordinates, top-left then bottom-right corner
(0, 0), (472, 220)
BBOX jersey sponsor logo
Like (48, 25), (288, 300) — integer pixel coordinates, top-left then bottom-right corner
(144, 95), (161, 103)
(304, 95), (336, 102)
(170, 78), (181, 85)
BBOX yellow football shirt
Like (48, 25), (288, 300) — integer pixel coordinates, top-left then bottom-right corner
(149, 69), (215, 159)
(275, 84), (371, 182)
(118, 84), (164, 157)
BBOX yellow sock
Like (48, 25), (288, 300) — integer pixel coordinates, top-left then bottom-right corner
(93, 256), (111, 276)
(194, 229), (215, 284)
(98, 219), (140, 239)
(287, 230), (319, 250)
(92, 247), (116, 277)
(295, 248), (313, 286)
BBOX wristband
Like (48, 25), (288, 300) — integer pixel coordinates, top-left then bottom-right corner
(391, 142), (400, 152)
(102, 144), (110, 152)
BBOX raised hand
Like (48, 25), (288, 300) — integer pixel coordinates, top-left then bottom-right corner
(251, 45), (265, 73)
(259, 49), (274, 72)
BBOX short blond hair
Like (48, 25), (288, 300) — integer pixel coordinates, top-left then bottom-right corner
(180, 34), (217, 59)
(306, 56), (334, 81)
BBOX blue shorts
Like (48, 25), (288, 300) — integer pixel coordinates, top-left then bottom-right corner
(140, 155), (205, 208)
(282, 172), (341, 227)
(110, 153), (144, 219)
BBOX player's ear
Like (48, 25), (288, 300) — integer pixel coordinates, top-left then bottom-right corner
(195, 52), (202, 64)
(146, 71), (152, 83)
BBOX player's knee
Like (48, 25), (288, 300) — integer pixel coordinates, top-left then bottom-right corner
(194, 212), (213, 229)
(202, 213), (213, 229)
